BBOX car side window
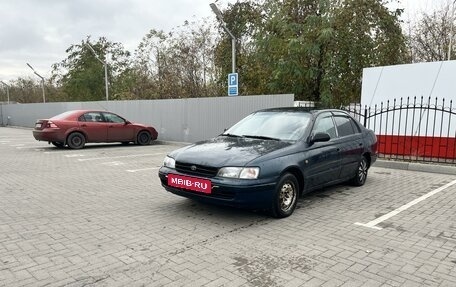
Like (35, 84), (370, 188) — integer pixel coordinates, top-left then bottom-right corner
(350, 118), (362, 133)
(334, 116), (356, 137)
(103, 113), (125, 124)
(312, 114), (337, 139)
(79, 112), (103, 122)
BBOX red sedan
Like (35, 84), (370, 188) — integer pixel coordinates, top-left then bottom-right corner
(33, 110), (158, 149)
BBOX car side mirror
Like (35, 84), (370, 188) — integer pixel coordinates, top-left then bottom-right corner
(310, 132), (330, 144)
(125, 120), (131, 125)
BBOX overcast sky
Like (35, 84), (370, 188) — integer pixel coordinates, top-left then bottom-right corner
(0, 0), (450, 82)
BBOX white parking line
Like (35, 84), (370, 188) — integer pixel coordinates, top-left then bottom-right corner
(355, 179), (456, 230)
(77, 153), (165, 162)
(64, 154), (85, 158)
(102, 161), (125, 166)
(16, 146), (41, 149)
(126, 167), (160, 173)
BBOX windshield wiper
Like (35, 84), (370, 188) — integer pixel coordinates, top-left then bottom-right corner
(242, 135), (281, 141)
(222, 133), (243, 138)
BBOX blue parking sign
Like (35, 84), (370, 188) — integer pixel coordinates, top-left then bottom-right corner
(228, 73), (238, 96)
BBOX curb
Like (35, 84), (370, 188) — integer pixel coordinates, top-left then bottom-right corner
(373, 159), (456, 176)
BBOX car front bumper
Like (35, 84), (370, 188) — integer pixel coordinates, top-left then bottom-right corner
(158, 167), (278, 210)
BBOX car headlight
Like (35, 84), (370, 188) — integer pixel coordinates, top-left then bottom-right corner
(217, 167), (260, 179)
(163, 156), (175, 169)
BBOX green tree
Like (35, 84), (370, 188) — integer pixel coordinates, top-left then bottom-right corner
(217, 0), (407, 105)
(325, 0), (408, 105)
(257, 0), (333, 101)
(51, 37), (131, 101)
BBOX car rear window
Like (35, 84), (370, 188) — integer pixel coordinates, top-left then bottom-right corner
(51, 111), (78, 120)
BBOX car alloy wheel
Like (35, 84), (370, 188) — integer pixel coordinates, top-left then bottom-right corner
(352, 156), (368, 186)
(271, 173), (298, 218)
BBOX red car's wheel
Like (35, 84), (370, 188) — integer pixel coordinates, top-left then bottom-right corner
(67, 132), (86, 149)
(137, 131), (151, 145)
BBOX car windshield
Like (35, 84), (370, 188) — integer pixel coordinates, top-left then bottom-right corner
(50, 111), (78, 120)
(223, 111), (312, 141)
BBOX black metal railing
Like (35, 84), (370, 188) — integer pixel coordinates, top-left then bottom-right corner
(341, 97), (456, 164)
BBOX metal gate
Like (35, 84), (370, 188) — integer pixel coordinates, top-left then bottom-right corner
(342, 97), (456, 164)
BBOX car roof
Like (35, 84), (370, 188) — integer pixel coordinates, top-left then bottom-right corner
(49, 110), (111, 120)
(255, 107), (350, 115)
(69, 110), (107, 113)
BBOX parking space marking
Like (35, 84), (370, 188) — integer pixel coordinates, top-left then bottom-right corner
(16, 146), (41, 149)
(126, 167), (160, 173)
(77, 152), (165, 162)
(101, 161), (125, 166)
(64, 154), (85, 158)
(44, 150), (73, 154)
(355, 178), (456, 230)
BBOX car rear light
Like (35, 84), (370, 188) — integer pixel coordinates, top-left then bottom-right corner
(46, 121), (58, 128)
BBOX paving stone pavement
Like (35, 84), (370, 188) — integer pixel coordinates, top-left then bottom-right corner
(0, 127), (455, 286)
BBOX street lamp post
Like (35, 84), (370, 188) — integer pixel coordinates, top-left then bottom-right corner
(86, 43), (109, 102)
(0, 81), (10, 104)
(210, 3), (236, 73)
(26, 63), (45, 103)
(448, 0), (456, 60)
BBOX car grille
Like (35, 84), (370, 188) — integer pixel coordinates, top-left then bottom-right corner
(175, 162), (218, 178)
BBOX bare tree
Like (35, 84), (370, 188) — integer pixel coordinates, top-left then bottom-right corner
(408, 3), (453, 62)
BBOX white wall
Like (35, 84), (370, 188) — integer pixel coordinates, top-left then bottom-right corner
(361, 61), (456, 137)
(361, 60), (456, 107)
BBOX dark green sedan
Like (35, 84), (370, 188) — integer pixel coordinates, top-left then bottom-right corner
(158, 108), (377, 218)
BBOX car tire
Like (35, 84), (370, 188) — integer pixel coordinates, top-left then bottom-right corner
(51, 142), (65, 148)
(67, 132), (86, 149)
(137, 131), (151, 145)
(351, 156), (368, 186)
(271, 173), (299, 218)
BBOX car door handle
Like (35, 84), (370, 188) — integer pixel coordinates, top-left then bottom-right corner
(109, 125), (114, 128)
(81, 124), (87, 127)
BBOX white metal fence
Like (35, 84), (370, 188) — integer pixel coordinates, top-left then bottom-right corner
(0, 94), (294, 143)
